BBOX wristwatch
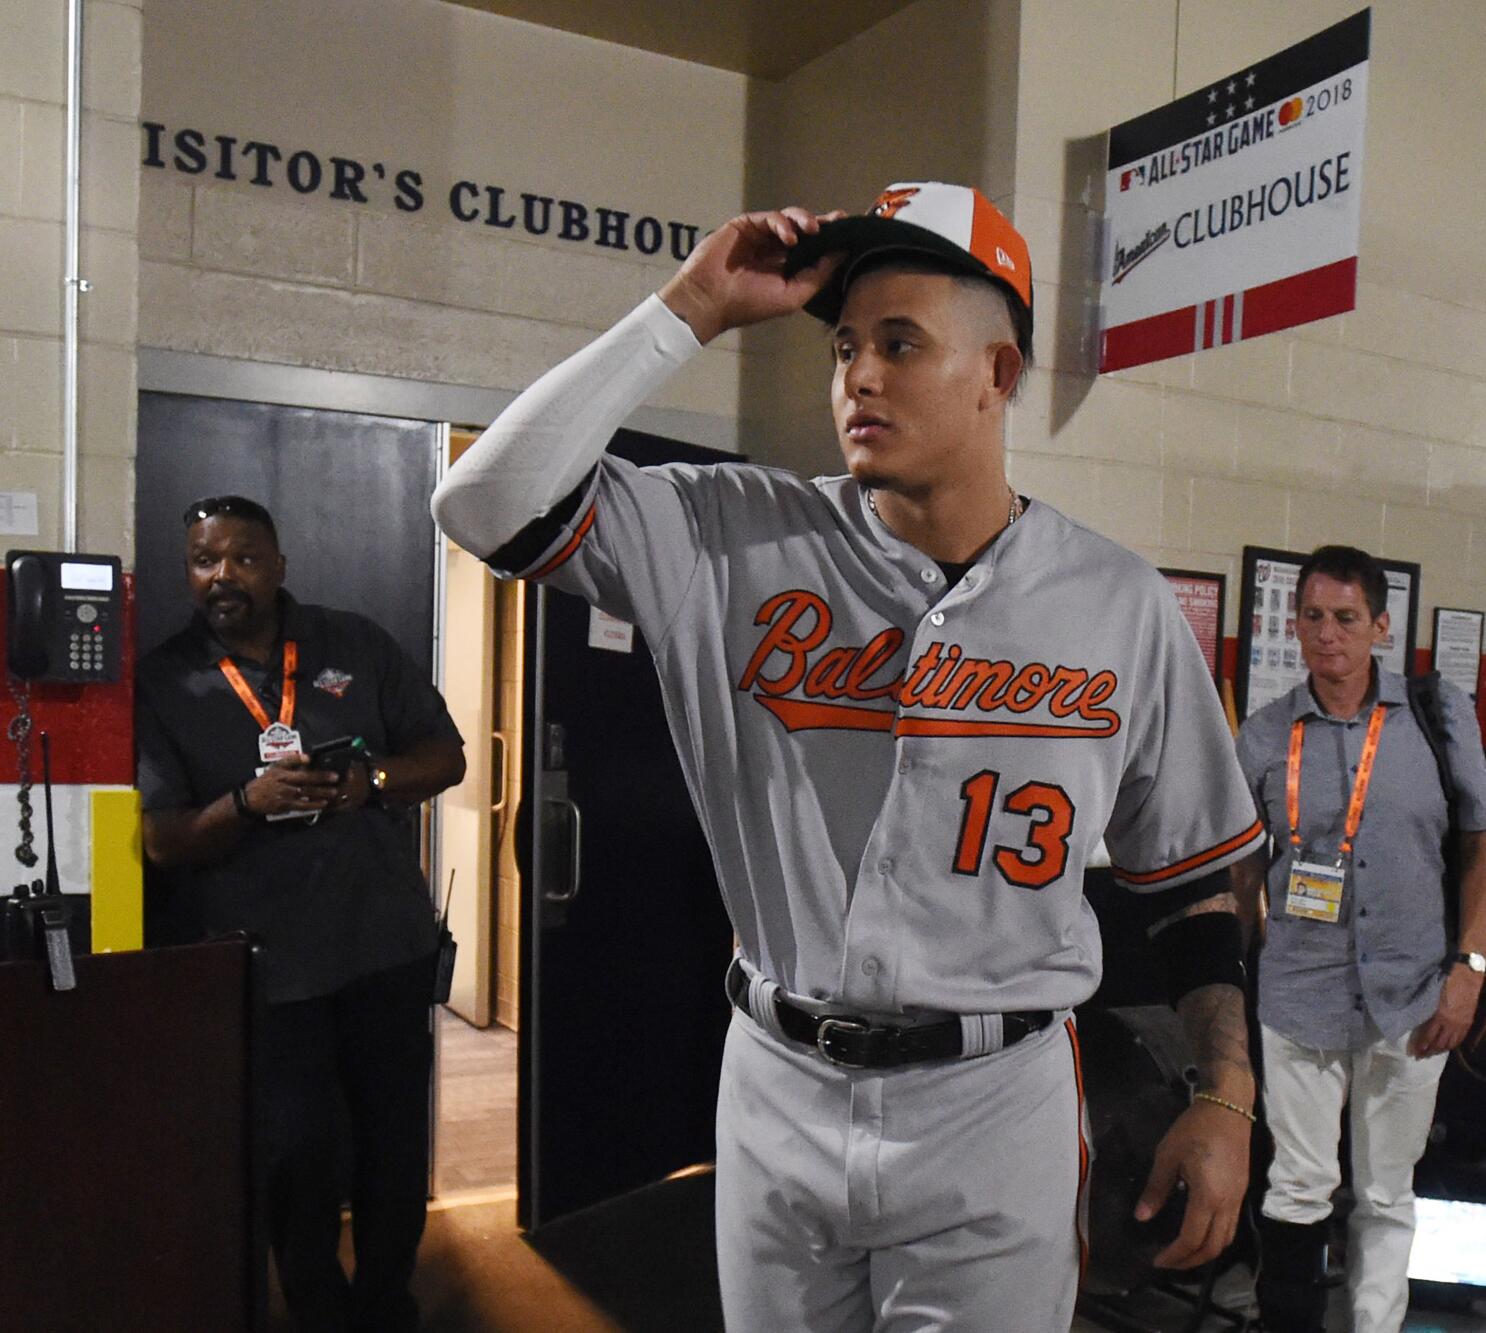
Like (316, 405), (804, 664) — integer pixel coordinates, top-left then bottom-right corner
(1453, 951), (1486, 974)
(366, 761), (390, 804)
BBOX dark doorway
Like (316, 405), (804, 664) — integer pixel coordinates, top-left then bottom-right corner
(133, 389), (445, 1193)
(519, 429), (739, 1231)
(134, 393), (439, 671)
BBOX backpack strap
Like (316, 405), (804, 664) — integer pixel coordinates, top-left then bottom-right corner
(1407, 669), (1462, 937)
(1407, 670), (1457, 809)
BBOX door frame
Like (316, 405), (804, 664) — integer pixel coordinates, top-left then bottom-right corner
(516, 429), (745, 1233)
(138, 353), (743, 1209)
(138, 350), (739, 454)
(134, 380), (452, 1193)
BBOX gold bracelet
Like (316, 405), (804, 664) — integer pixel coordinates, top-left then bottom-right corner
(1193, 1091), (1257, 1123)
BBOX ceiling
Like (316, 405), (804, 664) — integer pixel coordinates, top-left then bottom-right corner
(443, 0), (923, 80)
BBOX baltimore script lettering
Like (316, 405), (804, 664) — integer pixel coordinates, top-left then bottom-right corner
(737, 590), (1123, 738)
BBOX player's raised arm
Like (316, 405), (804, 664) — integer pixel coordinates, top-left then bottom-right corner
(430, 208), (842, 559)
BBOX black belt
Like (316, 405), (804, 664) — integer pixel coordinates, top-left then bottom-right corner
(728, 965), (1052, 1069)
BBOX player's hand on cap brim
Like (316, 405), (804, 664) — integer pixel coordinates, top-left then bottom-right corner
(658, 207), (847, 346)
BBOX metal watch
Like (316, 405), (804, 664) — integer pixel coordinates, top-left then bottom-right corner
(1454, 951), (1486, 974)
(368, 764), (390, 796)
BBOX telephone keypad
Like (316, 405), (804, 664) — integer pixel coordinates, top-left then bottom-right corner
(66, 623), (109, 679)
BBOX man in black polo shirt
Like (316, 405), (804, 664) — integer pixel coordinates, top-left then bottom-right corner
(136, 496), (466, 1332)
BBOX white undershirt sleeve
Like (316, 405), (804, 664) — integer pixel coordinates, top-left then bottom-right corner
(430, 294), (702, 558)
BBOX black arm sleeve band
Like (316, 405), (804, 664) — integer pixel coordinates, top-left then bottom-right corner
(1151, 909), (1246, 1007)
(482, 468), (595, 573)
(1129, 867), (1230, 934)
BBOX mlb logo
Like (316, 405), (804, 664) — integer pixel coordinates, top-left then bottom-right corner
(313, 667), (354, 698)
(1120, 169), (1135, 191)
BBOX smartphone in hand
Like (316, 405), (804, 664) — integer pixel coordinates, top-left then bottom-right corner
(307, 735), (362, 780)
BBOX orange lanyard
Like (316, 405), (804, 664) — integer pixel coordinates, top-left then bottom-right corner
(1286, 702), (1387, 858)
(217, 641), (297, 732)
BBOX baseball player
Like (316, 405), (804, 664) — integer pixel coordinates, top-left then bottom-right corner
(434, 183), (1264, 1331)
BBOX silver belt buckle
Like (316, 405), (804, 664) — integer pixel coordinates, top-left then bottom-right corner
(816, 1017), (871, 1067)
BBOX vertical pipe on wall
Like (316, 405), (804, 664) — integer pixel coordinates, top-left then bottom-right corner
(427, 422), (450, 1193)
(62, 0), (89, 553)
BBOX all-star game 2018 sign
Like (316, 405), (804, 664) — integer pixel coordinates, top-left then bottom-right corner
(1100, 9), (1370, 373)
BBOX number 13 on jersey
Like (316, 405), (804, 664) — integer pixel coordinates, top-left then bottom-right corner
(953, 769), (1075, 888)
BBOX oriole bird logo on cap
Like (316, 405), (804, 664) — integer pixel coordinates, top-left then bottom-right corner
(871, 187), (920, 220)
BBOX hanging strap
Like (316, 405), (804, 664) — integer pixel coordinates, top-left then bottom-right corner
(217, 640), (297, 731)
(1286, 701), (1387, 857)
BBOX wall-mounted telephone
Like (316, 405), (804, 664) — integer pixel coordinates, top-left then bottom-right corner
(5, 550), (124, 684)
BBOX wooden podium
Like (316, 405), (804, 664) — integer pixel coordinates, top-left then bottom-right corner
(0, 937), (265, 1330)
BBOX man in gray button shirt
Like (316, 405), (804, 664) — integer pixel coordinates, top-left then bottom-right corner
(1233, 545), (1486, 1333)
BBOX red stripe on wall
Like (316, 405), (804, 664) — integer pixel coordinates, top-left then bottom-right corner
(1100, 306), (1199, 372)
(1242, 257), (1358, 341)
(0, 572), (136, 785)
(1103, 257), (1357, 374)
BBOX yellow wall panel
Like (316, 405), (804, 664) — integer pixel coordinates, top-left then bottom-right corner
(90, 788), (143, 953)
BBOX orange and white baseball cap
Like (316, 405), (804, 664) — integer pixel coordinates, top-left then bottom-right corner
(786, 181), (1033, 355)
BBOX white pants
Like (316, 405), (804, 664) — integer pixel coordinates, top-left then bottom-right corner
(715, 1008), (1087, 1332)
(1260, 1024), (1447, 1333)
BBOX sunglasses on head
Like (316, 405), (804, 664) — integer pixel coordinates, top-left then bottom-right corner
(182, 496), (272, 527)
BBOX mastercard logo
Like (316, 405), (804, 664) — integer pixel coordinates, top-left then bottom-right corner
(1278, 97), (1304, 127)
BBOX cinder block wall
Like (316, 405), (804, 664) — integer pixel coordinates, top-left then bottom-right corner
(1003, 0), (1486, 643)
(1, 0), (141, 557)
(745, 0), (1486, 651)
(138, 0), (750, 450)
(740, 0), (1021, 477)
(17, 0), (1484, 641)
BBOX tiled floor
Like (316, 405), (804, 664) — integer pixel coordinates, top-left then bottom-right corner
(434, 1011), (518, 1196)
(420, 1017), (1486, 1329)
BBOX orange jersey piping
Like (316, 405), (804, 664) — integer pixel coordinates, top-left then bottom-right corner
(528, 503), (596, 579)
(1065, 1016), (1090, 1282)
(1112, 818), (1265, 887)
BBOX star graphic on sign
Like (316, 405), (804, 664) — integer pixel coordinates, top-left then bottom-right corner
(1245, 95), (1255, 110)
(1226, 102), (1236, 118)
(1226, 79), (1237, 95)
(1246, 70), (1257, 87)
(1208, 87), (1218, 103)
(1207, 112), (1216, 126)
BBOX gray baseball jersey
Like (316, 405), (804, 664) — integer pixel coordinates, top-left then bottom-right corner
(486, 338), (1262, 1018)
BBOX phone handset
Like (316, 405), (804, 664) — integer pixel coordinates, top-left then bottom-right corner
(6, 554), (52, 679)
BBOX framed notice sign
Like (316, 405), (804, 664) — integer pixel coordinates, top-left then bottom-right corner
(1234, 545), (1419, 719)
(1101, 9), (1371, 372)
(1161, 568), (1226, 683)
(1432, 608), (1483, 702)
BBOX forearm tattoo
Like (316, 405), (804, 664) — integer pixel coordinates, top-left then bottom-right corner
(1176, 981), (1253, 1094)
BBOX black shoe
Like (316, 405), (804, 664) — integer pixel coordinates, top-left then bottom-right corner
(1255, 1216), (1329, 1333)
